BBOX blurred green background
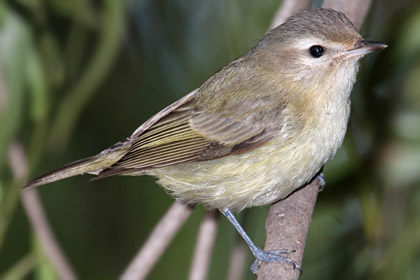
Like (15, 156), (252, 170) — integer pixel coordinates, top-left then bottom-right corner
(1, 0), (420, 279)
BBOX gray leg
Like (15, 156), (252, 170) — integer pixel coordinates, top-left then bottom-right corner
(316, 172), (327, 192)
(220, 208), (301, 274)
(317, 172), (326, 191)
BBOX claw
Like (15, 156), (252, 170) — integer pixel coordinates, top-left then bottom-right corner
(250, 248), (302, 275)
(219, 209), (302, 275)
(317, 172), (326, 191)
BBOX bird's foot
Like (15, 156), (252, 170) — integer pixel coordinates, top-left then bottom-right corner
(316, 172), (326, 192)
(250, 247), (302, 275)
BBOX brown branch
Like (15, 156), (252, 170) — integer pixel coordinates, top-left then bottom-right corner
(257, 1), (373, 279)
(323, 0), (372, 31)
(120, 202), (193, 280)
(9, 142), (77, 280)
(21, 189), (77, 280)
(226, 242), (248, 280)
(0, 252), (36, 279)
(8, 143), (28, 179)
(188, 210), (219, 280)
(257, 179), (320, 280)
(0, 68), (6, 109)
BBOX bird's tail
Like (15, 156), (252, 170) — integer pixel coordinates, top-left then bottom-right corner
(22, 141), (130, 189)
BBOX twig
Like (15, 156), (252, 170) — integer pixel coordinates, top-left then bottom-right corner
(269, 0), (311, 30)
(120, 202), (193, 280)
(257, 1), (373, 279)
(9, 142), (78, 280)
(8, 143), (28, 178)
(226, 242), (248, 280)
(0, 143), (28, 248)
(323, 0), (372, 31)
(0, 252), (36, 280)
(21, 190), (78, 280)
(188, 210), (219, 280)
(257, 179), (320, 280)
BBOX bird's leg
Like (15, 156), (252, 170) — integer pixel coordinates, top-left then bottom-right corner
(315, 166), (326, 192)
(316, 172), (326, 191)
(219, 208), (301, 274)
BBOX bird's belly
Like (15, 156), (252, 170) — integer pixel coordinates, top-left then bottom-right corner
(149, 119), (346, 211)
(146, 100), (350, 211)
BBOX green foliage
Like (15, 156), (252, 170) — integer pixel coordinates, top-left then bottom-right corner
(0, 4), (32, 170)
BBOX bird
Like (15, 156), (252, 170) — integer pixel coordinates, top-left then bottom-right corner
(23, 7), (387, 273)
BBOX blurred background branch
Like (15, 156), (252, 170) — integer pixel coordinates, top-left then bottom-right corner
(323, 0), (372, 30)
(120, 202), (192, 280)
(188, 210), (219, 280)
(21, 189), (77, 280)
(269, 0), (311, 29)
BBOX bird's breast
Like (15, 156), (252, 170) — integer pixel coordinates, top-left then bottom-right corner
(151, 96), (351, 211)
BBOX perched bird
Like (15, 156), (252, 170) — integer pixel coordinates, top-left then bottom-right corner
(24, 8), (387, 273)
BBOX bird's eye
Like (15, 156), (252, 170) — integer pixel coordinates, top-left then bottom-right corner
(309, 45), (324, 58)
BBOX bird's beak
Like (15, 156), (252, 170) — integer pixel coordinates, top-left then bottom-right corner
(345, 40), (388, 58)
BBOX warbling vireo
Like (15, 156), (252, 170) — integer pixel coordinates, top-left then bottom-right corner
(24, 8), (387, 273)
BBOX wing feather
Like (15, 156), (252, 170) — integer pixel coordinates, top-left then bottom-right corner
(95, 61), (292, 178)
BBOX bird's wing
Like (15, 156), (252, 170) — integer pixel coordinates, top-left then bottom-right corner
(95, 58), (294, 179)
(94, 100), (279, 179)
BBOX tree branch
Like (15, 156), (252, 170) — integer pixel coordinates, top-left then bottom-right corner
(323, 0), (372, 31)
(21, 189), (77, 280)
(10, 142), (77, 280)
(269, 0), (312, 30)
(120, 202), (193, 280)
(188, 210), (219, 280)
(257, 1), (373, 279)
(226, 241), (248, 280)
(257, 178), (320, 280)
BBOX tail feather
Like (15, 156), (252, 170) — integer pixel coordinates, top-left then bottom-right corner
(23, 141), (131, 189)
(23, 157), (102, 189)
(90, 167), (133, 181)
